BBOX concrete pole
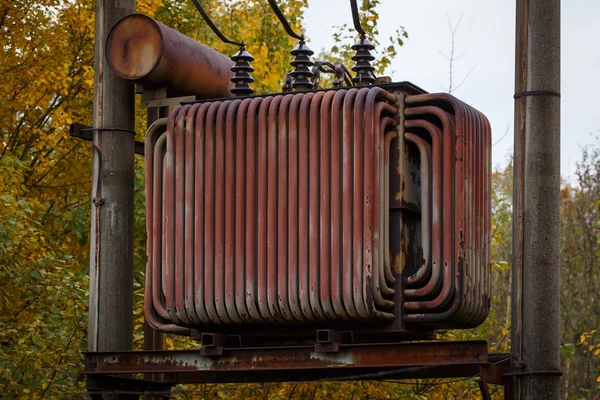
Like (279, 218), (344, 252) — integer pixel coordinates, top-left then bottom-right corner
(512, 0), (561, 399)
(88, 0), (136, 356)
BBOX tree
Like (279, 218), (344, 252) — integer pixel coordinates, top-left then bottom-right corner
(0, 0), (95, 395)
(0, 0), (408, 397)
(559, 142), (600, 398)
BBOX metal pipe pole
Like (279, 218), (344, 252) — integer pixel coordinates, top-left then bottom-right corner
(512, 0), (561, 399)
(88, 0), (136, 360)
(511, 0), (527, 396)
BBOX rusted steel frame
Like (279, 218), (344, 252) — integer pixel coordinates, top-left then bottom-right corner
(165, 106), (191, 326)
(184, 103), (202, 325)
(341, 88), (360, 320)
(106, 14), (234, 99)
(402, 105), (457, 314)
(461, 102), (475, 322)
(479, 105), (490, 324)
(84, 340), (489, 375)
(404, 94), (491, 325)
(464, 104), (480, 323)
(213, 100), (234, 324)
(435, 99), (490, 325)
(467, 105), (492, 324)
(297, 92), (318, 321)
(481, 104), (491, 323)
(378, 116), (398, 293)
(234, 98), (255, 323)
(144, 109), (168, 390)
(330, 89), (350, 320)
(224, 100), (243, 323)
(266, 96), (285, 322)
(144, 118), (188, 334)
(321, 89), (350, 320)
(193, 103), (212, 324)
(403, 132), (432, 290)
(245, 97), (266, 322)
(286, 94), (307, 322)
(447, 100), (477, 324)
(319, 90), (338, 320)
(203, 101), (223, 324)
(481, 106), (492, 323)
(373, 115), (397, 303)
(363, 87), (397, 317)
(383, 131), (396, 287)
(308, 91), (327, 320)
(367, 91), (398, 310)
(152, 125), (170, 321)
(374, 106), (398, 301)
(403, 120), (442, 292)
(352, 88), (370, 319)
(277, 94), (296, 322)
(452, 101), (478, 321)
(174, 105), (193, 326)
(255, 96), (276, 321)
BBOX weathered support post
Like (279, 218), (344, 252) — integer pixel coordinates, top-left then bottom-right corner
(88, 0), (135, 360)
(512, 0), (561, 398)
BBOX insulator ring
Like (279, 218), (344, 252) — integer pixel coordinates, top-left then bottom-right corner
(230, 46), (255, 97)
(289, 40), (315, 91)
(351, 35), (376, 86)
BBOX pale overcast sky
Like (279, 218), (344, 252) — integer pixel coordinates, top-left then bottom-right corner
(304, 0), (600, 178)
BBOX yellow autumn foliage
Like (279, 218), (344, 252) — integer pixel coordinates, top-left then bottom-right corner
(5, 0), (596, 399)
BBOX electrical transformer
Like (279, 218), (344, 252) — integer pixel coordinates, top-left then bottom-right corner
(144, 82), (491, 345)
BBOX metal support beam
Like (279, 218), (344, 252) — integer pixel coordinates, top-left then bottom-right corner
(512, 0), (561, 399)
(84, 341), (492, 382)
(88, 0), (135, 358)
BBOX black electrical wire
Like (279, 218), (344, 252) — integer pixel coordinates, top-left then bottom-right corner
(349, 0), (366, 36)
(267, 0), (304, 41)
(190, 0), (244, 47)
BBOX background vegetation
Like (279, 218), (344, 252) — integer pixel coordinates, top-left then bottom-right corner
(0, 0), (598, 398)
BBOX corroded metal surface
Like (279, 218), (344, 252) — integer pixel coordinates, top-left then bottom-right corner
(144, 83), (491, 335)
(401, 93), (492, 328)
(84, 340), (489, 376)
(106, 14), (234, 99)
(145, 87), (400, 332)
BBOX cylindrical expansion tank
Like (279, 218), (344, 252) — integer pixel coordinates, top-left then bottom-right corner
(106, 14), (234, 99)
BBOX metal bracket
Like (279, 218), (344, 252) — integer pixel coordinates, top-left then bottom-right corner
(140, 86), (196, 108)
(199, 333), (227, 356)
(315, 329), (353, 353)
(193, 333), (243, 356)
(70, 123), (145, 156)
(141, 96), (196, 108)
